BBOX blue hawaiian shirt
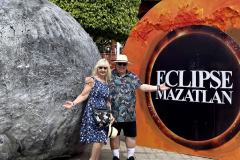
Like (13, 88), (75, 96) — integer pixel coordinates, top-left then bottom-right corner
(110, 69), (143, 122)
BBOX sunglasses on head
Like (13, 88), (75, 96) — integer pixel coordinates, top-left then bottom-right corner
(117, 63), (127, 66)
(98, 66), (108, 70)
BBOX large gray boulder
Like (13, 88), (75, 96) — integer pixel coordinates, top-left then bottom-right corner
(0, 0), (100, 159)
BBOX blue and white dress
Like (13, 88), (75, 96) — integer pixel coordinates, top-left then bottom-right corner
(79, 77), (110, 144)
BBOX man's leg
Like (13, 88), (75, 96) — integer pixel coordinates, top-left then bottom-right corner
(125, 136), (136, 148)
(123, 122), (137, 159)
(111, 122), (122, 160)
(110, 136), (121, 158)
(126, 137), (136, 158)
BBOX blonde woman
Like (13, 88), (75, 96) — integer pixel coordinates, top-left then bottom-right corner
(63, 59), (114, 160)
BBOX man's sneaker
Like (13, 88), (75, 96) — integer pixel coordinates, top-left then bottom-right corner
(113, 156), (120, 160)
(127, 156), (135, 160)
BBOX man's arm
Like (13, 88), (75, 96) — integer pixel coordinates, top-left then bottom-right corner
(137, 83), (170, 92)
(85, 77), (92, 84)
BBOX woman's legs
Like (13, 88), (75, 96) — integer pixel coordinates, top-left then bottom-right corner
(89, 142), (104, 160)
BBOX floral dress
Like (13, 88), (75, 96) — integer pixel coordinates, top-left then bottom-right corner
(79, 77), (110, 144)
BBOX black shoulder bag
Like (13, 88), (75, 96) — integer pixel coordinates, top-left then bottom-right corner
(92, 106), (111, 128)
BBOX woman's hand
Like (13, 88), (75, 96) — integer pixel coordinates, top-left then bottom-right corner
(110, 113), (115, 124)
(63, 101), (74, 109)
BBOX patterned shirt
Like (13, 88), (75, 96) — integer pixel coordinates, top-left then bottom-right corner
(110, 69), (143, 122)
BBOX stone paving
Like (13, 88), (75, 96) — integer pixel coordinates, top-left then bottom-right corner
(65, 134), (217, 160)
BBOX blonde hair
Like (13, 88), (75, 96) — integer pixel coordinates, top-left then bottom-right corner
(92, 59), (111, 83)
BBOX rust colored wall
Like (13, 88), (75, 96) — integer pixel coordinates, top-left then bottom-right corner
(123, 0), (240, 159)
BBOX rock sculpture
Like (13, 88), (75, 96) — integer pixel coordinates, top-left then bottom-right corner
(0, 0), (100, 159)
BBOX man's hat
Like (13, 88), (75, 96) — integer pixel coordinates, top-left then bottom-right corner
(112, 55), (132, 65)
(108, 124), (118, 138)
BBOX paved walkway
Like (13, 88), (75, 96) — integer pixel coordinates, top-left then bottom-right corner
(67, 134), (217, 160)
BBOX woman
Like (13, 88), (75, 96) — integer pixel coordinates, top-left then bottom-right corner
(63, 59), (114, 160)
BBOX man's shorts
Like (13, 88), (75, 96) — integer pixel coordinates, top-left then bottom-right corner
(112, 121), (137, 137)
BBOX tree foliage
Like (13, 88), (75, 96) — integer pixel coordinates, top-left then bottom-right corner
(49, 0), (141, 43)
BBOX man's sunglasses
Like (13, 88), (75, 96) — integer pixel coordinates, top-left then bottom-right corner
(117, 63), (127, 66)
(98, 66), (108, 70)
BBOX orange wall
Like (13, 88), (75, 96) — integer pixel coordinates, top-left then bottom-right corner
(122, 0), (240, 159)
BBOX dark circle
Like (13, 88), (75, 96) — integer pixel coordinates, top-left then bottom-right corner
(147, 25), (240, 149)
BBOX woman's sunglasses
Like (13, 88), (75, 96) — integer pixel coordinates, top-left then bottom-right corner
(98, 66), (108, 70)
(117, 63), (127, 66)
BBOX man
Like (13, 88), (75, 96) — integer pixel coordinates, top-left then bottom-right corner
(109, 55), (169, 160)
(86, 55), (169, 160)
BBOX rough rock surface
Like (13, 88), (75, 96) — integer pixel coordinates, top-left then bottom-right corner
(0, 0), (100, 159)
